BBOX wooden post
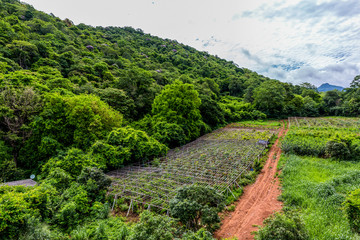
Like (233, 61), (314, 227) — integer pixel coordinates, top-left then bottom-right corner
(126, 200), (133, 217)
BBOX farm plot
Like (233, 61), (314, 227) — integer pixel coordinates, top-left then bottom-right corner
(107, 128), (275, 211)
(288, 116), (360, 129)
(283, 117), (360, 158)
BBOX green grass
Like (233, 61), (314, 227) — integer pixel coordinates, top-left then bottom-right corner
(227, 120), (282, 129)
(280, 154), (360, 240)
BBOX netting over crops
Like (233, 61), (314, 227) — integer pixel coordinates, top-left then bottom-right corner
(107, 127), (276, 210)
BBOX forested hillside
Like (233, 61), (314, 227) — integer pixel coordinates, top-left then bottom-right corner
(1, 0), (360, 239)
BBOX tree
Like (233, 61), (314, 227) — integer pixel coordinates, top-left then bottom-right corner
(129, 211), (177, 240)
(350, 75), (360, 89)
(42, 148), (99, 178)
(77, 167), (111, 202)
(253, 80), (286, 117)
(117, 67), (161, 119)
(323, 90), (341, 110)
(106, 126), (168, 163)
(299, 82), (317, 91)
(152, 80), (205, 141)
(170, 185), (225, 232)
(0, 86), (42, 166)
(6, 40), (39, 69)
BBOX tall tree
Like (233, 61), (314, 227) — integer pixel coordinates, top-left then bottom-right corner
(0, 86), (42, 166)
(253, 80), (286, 117)
(152, 80), (204, 141)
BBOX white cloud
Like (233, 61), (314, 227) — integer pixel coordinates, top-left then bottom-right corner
(22, 0), (360, 87)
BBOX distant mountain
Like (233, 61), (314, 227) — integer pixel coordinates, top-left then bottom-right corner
(318, 83), (344, 92)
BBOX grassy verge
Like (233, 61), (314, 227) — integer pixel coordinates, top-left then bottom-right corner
(280, 154), (360, 239)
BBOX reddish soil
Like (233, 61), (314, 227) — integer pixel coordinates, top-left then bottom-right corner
(214, 121), (288, 240)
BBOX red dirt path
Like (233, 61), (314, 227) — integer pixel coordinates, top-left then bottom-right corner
(214, 121), (288, 240)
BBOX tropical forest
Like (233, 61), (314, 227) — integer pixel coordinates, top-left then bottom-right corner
(1, 0), (360, 239)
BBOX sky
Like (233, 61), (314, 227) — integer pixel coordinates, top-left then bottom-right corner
(22, 0), (360, 87)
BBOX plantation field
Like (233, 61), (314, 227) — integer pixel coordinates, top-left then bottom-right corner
(227, 120), (282, 130)
(107, 126), (276, 211)
(278, 117), (360, 239)
(283, 117), (360, 159)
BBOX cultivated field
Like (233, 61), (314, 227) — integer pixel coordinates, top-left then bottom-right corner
(280, 117), (360, 239)
(107, 126), (276, 212)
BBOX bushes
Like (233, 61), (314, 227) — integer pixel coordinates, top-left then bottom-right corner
(0, 191), (32, 239)
(281, 135), (326, 157)
(170, 185), (225, 232)
(106, 126), (168, 164)
(325, 140), (350, 160)
(128, 211), (177, 240)
(344, 188), (360, 233)
(255, 212), (309, 240)
(152, 121), (187, 148)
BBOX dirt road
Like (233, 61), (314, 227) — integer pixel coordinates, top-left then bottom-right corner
(214, 122), (288, 240)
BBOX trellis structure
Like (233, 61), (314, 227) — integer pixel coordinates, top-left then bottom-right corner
(107, 127), (275, 212)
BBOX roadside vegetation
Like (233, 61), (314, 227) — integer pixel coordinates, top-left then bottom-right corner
(257, 117), (360, 240)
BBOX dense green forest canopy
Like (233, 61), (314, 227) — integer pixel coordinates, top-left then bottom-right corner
(0, 0), (359, 179)
(0, 0), (360, 239)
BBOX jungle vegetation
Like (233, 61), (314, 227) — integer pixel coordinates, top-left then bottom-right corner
(1, 0), (360, 239)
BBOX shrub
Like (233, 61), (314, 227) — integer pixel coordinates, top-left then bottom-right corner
(107, 126), (168, 163)
(344, 188), (360, 233)
(0, 191), (32, 239)
(152, 121), (187, 148)
(42, 148), (99, 178)
(128, 211), (176, 240)
(254, 212), (309, 240)
(325, 140), (350, 160)
(170, 185), (225, 232)
(77, 167), (111, 202)
(181, 228), (215, 240)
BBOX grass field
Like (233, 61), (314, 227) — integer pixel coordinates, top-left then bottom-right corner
(279, 117), (360, 240)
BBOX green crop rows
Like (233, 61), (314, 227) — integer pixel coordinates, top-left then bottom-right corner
(107, 128), (275, 210)
(283, 117), (360, 157)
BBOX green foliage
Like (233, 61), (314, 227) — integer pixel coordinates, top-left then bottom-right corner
(283, 118), (360, 159)
(77, 167), (111, 202)
(54, 184), (90, 230)
(280, 154), (360, 239)
(42, 148), (99, 178)
(0, 86), (42, 167)
(70, 218), (129, 240)
(325, 140), (350, 160)
(170, 185), (225, 232)
(344, 188), (360, 233)
(152, 80), (204, 141)
(255, 212), (309, 240)
(107, 126), (168, 163)
(181, 228), (215, 240)
(152, 121), (187, 148)
(128, 211), (177, 240)
(253, 80), (286, 117)
(0, 190), (32, 239)
(34, 93), (122, 149)
(89, 140), (130, 169)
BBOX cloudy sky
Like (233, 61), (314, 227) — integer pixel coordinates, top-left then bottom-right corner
(23, 0), (360, 87)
